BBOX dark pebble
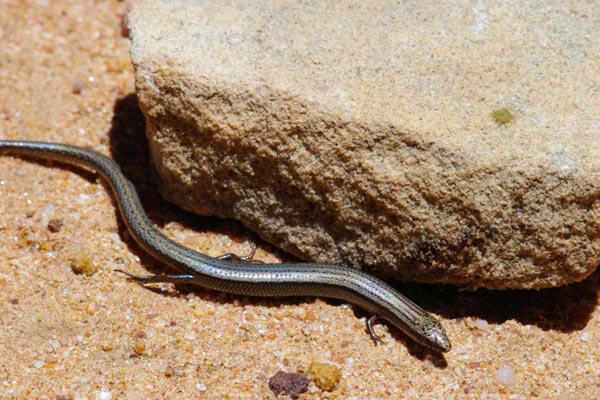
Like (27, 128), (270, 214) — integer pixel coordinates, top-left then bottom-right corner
(268, 371), (309, 399)
(47, 218), (64, 233)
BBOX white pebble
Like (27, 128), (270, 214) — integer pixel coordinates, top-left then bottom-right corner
(291, 307), (305, 318)
(196, 383), (207, 391)
(476, 319), (489, 330)
(33, 361), (45, 369)
(257, 325), (268, 334)
(495, 365), (516, 386)
(96, 390), (112, 400)
(579, 332), (590, 342)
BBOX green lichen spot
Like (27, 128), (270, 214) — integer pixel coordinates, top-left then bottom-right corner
(491, 107), (515, 125)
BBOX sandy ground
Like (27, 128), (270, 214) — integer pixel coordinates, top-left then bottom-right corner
(0, 1), (598, 399)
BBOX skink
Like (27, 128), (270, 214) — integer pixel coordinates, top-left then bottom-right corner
(0, 140), (451, 352)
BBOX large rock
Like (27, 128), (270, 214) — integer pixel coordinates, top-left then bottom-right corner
(128, 0), (600, 289)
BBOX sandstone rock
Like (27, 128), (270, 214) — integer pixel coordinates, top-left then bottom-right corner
(128, 0), (600, 289)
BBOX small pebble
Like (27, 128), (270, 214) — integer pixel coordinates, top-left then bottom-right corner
(579, 332), (589, 342)
(47, 218), (64, 232)
(268, 371), (309, 400)
(96, 391), (112, 400)
(119, 13), (129, 37)
(195, 383), (207, 391)
(307, 361), (341, 392)
(475, 319), (489, 330)
(304, 310), (317, 321)
(135, 330), (147, 339)
(164, 365), (175, 377)
(495, 365), (516, 387)
(71, 79), (84, 94)
(70, 254), (98, 276)
(100, 343), (113, 352)
(133, 341), (146, 356)
(39, 242), (53, 251)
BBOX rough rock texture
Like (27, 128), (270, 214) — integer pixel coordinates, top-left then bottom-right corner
(128, 0), (600, 289)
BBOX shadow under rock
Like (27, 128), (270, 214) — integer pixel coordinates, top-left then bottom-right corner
(399, 267), (599, 334)
(105, 94), (599, 344)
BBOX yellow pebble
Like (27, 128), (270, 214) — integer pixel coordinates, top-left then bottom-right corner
(307, 361), (341, 391)
(133, 341), (146, 356)
(39, 242), (52, 252)
(70, 254), (98, 276)
(100, 343), (114, 352)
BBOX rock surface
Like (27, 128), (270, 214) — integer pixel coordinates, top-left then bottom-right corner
(128, 0), (600, 289)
